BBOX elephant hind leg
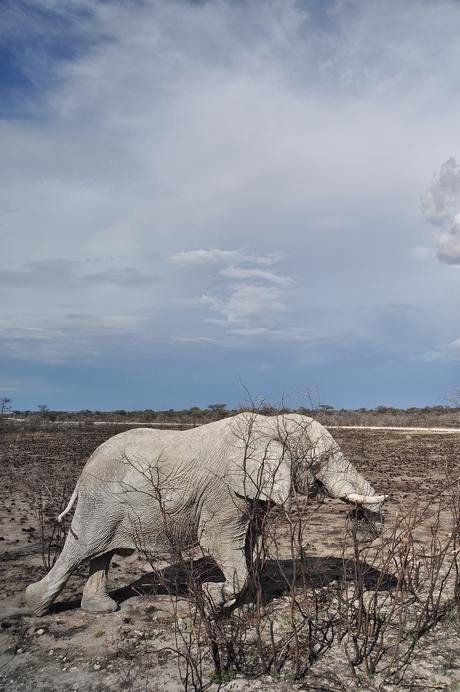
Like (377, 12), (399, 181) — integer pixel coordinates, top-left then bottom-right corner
(25, 539), (83, 616)
(25, 575), (65, 618)
(81, 551), (118, 613)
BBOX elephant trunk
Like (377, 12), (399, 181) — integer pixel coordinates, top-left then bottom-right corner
(317, 449), (379, 504)
(317, 449), (385, 540)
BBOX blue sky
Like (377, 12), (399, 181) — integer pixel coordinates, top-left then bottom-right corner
(1, 0), (460, 411)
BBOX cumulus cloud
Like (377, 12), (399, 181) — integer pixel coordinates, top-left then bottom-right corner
(3, 0), (460, 405)
(422, 158), (460, 266)
(421, 158), (460, 226)
(435, 218), (460, 266)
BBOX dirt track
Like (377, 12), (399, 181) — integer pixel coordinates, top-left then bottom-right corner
(1, 424), (460, 692)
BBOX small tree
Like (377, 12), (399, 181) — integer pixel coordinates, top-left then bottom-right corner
(208, 404), (227, 413)
(444, 386), (460, 408)
(37, 404), (51, 423)
(0, 397), (12, 416)
(208, 403), (228, 420)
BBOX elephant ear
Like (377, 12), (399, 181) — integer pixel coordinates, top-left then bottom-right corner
(225, 432), (292, 506)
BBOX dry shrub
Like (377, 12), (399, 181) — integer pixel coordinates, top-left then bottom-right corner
(128, 456), (460, 691)
(24, 415), (460, 691)
(22, 470), (70, 570)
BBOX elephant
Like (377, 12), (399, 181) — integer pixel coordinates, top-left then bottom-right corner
(25, 413), (385, 616)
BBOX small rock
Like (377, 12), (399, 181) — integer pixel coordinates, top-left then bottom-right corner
(16, 648), (23, 654)
(93, 664), (102, 671)
(36, 628), (45, 636)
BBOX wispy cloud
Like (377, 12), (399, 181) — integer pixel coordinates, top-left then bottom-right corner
(169, 249), (282, 267)
(86, 268), (157, 287)
(171, 247), (293, 332)
(0, 260), (77, 289)
(0, 313), (141, 365)
(219, 266), (293, 286)
(0, 260), (156, 290)
(204, 284), (291, 327)
(418, 339), (460, 362)
(2, 0), (460, 407)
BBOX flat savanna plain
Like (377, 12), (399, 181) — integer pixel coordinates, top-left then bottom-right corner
(1, 423), (460, 692)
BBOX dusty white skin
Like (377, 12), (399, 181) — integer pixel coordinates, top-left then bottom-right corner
(25, 413), (385, 616)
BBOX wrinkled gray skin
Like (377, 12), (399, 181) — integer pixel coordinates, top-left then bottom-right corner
(25, 413), (384, 616)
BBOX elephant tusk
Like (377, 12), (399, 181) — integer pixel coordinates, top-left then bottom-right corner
(344, 493), (387, 505)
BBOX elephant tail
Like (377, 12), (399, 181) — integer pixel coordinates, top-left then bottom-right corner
(57, 480), (80, 524)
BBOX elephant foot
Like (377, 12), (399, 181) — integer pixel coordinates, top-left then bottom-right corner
(81, 593), (118, 614)
(204, 582), (237, 609)
(25, 580), (53, 617)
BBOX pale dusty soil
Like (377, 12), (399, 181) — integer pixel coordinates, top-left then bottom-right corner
(1, 424), (460, 692)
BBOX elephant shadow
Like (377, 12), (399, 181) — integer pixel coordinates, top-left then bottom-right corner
(111, 554), (397, 606)
(49, 555), (396, 614)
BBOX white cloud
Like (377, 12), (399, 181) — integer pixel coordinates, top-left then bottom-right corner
(219, 266), (293, 286)
(434, 217), (460, 266)
(2, 0), (460, 406)
(168, 249), (281, 267)
(419, 339), (460, 362)
(422, 158), (460, 266)
(205, 284), (291, 327)
(169, 246), (294, 333)
(169, 246), (294, 332)
(421, 158), (460, 226)
(86, 268), (157, 287)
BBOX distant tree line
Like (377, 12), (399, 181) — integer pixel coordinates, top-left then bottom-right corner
(1, 398), (459, 431)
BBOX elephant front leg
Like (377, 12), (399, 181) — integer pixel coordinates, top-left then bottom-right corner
(81, 551), (118, 613)
(199, 513), (249, 607)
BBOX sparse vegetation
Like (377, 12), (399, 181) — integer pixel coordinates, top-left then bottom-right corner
(1, 412), (460, 692)
(0, 402), (459, 434)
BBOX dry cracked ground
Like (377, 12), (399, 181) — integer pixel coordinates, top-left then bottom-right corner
(1, 423), (460, 692)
